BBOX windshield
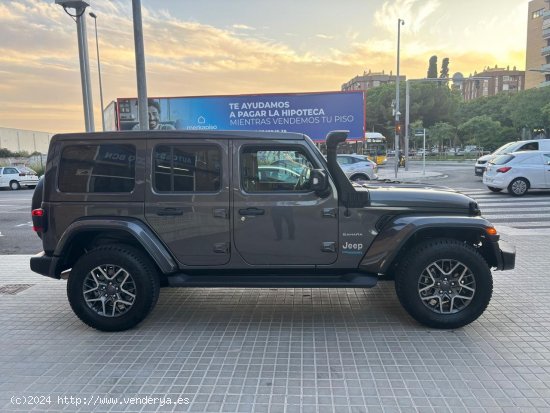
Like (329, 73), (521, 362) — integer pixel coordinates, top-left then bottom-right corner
(493, 142), (517, 155)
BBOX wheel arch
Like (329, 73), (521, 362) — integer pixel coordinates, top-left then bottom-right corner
(350, 173), (370, 181)
(53, 218), (178, 276)
(361, 216), (500, 279)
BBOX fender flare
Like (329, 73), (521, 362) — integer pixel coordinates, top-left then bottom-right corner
(360, 215), (496, 274)
(54, 217), (178, 274)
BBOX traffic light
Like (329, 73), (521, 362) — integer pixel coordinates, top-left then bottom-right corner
(395, 122), (402, 135)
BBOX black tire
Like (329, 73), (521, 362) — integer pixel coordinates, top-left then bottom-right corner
(395, 238), (492, 329)
(67, 244), (160, 332)
(508, 177), (529, 197)
(31, 177), (44, 211)
(350, 174), (369, 182)
(9, 180), (20, 190)
(487, 186), (502, 193)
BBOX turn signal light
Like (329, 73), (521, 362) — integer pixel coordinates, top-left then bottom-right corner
(486, 227), (498, 236)
(496, 166), (511, 173)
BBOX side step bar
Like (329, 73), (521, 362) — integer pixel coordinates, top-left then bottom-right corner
(166, 273), (378, 288)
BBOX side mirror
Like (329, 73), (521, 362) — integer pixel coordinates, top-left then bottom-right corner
(310, 169), (329, 195)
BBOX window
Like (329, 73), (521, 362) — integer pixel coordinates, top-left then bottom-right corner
(241, 147), (314, 192)
(518, 142), (539, 151)
(533, 8), (544, 19)
(154, 145), (221, 192)
(59, 144), (136, 193)
(337, 156), (353, 165)
(3, 168), (18, 175)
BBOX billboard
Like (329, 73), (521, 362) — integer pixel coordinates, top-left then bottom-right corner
(115, 91), (365, 141)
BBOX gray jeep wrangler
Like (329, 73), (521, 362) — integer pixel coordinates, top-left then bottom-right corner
(30, 130), (515, 331)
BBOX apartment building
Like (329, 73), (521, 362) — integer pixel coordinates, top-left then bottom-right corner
(341, 70), (405, 92)
(525, 0), (550, 88)
(462, 67), (525, 101)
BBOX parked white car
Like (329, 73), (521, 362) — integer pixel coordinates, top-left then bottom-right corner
(0, 166), (39, 190)
(483, 151), (550, 196)
(336, 154), (378, 182)
(475, 139), (550, 176)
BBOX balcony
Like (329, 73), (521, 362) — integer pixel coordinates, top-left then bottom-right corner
(541, 63), (550, 72)
(538, 80), (550, 88)
(542, 45), (550, 56)
(544, 27), (550, 39)
(544, 9), (550, 19)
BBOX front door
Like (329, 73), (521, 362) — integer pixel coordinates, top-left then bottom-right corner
(232, 140), (338, 266)
(544, 153), (550, 187)
(145, 138), (230, 266)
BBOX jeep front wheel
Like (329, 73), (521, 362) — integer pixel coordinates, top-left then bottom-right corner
(395, 239), (492, 329)
(67, 245), (160, 331)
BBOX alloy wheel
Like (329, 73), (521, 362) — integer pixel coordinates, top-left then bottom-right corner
(417, 259), (476, 314)
(83, 264), (137, 317)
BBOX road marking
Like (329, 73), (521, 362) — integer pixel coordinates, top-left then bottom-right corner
(15, 222), (33, 227)
(0, 232), (4, 237)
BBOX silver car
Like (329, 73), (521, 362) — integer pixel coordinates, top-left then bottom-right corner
(336, 154), (378, 182)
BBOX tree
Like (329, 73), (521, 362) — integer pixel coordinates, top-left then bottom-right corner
(458, 115), (502, 149)
(427, 56), (438, 79)
(440, 58), (449, 84)
(428, 122), (457, 150)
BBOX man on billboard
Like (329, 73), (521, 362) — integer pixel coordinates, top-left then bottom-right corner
(133, 100), (175, 131)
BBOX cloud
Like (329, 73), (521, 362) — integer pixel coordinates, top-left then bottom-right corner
(232, 24), (255, 30)
(374, 0), (441, 34)
(0, 0), (528, 133)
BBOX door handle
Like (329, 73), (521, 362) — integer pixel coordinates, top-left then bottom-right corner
(239, 207), (265, 216)
(156, 207), (183, 216)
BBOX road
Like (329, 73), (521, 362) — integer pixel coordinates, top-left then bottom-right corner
(1, 160), (549, 254)
(0, 188), (40, 254)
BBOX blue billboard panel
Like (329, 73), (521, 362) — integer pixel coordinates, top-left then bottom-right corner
(117, 91), (364, 141)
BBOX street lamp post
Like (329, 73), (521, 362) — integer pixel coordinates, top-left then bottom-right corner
(89, 12), (105, 131)
(394, 18), (405, 178)
(55, 0), (94, 132)
(132, 0), (149, 131)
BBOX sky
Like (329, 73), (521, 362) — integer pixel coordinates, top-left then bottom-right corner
(0, 0), (530, 133)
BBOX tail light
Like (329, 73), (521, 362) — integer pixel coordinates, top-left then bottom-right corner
(31, 208), (46, 232)
(496, 166), (512, 173)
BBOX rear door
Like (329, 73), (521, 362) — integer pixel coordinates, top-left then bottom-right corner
(145, 138), (230, 266)
(517, 153), (545, 188)
(232, 140), (338, 266)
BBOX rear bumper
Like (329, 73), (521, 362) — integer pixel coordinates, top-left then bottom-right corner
(493, 240), (516, 271)
(30, 252), (61, 279)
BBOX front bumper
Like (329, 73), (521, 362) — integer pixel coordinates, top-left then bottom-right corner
(30, 252), (61, 279)
(492, 240), (516, 271)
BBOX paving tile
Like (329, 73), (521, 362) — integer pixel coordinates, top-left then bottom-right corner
(1, 237), (549, 412)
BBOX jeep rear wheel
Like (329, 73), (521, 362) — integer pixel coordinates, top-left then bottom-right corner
(67, 245), (160, 331)
(395, 239), (492, 329)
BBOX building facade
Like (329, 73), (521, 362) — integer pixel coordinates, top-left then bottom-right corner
(525, 0), (550, 88)
(341, 70), (405, 91)
(461, 68), (525, 101)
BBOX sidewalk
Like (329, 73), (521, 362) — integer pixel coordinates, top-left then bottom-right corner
(1, 240), (549, 413)
(376, 166), (445, 182)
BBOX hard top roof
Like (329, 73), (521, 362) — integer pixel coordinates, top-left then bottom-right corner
(51, 130), (310, 142)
